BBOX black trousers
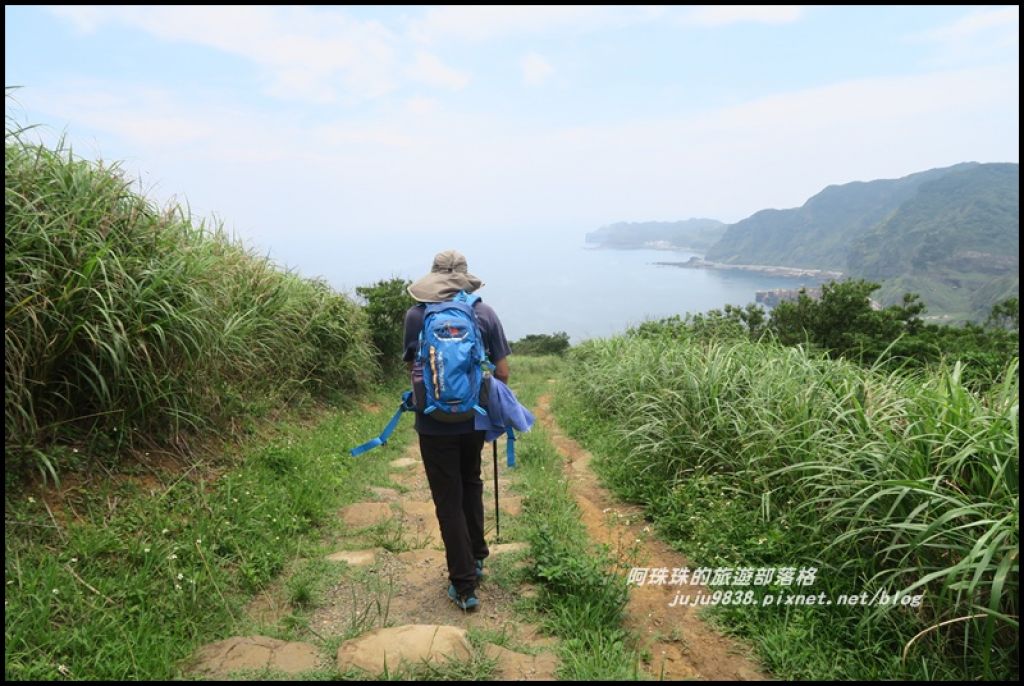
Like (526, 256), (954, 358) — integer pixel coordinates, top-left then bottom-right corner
(418, 431), (489, 596)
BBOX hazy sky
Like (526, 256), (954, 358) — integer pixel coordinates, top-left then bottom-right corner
(5, 5), (1019, 276)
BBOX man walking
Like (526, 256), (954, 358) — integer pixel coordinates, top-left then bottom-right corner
(403, 250), (511, 611)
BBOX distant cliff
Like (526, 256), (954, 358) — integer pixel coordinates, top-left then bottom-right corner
(705, 163), (1018, 321)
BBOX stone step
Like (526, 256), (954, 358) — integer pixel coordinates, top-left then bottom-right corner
(190, 636), (320, 678)
(325, 549), (381, 566)
(336, 624), (471, 675)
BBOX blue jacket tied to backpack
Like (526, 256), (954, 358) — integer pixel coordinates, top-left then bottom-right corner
(417, 291), (488, 420)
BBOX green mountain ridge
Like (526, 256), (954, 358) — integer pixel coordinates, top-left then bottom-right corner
(847, 164), (1019, 319)
(705, 163), (979, 270)
(595, 163), (1018, 322)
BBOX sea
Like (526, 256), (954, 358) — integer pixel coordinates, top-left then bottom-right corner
(309, 230), (815, 343)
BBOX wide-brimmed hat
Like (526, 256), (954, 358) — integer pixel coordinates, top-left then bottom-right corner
(407, 250), (484, 302)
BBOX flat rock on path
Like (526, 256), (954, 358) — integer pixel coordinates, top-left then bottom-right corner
(338, 502), (394, 529)
(368, 486), (401, 501)
(398, 500), (444, 547)
(485, 644), (560, 681)
(325, 549), (380, 566)
(189, 636), (320, 677)
(336, 624), (472, 675)
(390, 456), (420, 469)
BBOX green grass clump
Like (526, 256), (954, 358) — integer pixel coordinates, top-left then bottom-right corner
(5, 118), (375, 480)
(4, 386), (410, 681)
(557, 336), (1018, 680)
(510, 356), (642, 681)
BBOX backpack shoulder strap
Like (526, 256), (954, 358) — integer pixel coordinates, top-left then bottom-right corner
(350, 391), (415, 457)
(454, 290), (481, 307)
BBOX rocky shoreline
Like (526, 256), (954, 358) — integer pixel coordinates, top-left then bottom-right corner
(654, 255), (844, 280)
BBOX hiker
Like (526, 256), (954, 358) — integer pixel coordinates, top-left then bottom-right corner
(404, 250), (511, 611)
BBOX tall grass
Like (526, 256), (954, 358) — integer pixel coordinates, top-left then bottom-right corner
(560, 336), (1018, 679)
(5, 121), (375, 480)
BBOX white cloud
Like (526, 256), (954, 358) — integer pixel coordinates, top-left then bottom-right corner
(918, 6), (1019, 44)
(408, 5), (664, 43)
(682, 5), (804, 27)
(911, 6), (1019, 65)
(406, 51), (471, 90)
(23, 61), (1018, 239)
(47, 6), (401, 103)
(25, 86), (216, 149)
(406, 97), (441, 116)
(521, 53), (553, 86)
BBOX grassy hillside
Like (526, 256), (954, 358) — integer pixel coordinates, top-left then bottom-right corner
(556, 333), (1018, 680)
(5, 122), (376, 482)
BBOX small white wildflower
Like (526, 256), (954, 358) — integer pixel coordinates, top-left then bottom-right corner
(169, 553), (178, 560)
(144, 548), (151, 554)
(72, 448), (79, 454)
(28, 497), (36, 504)
(189, 579), (195, 585)
(70, 557), (78, 564)
(57, 664), (71, 677)
(177, 573), (184, 581)
(51, 588), (59, 595)
(175, 584), (182, 591)
(195, 538), (201, 545)
(161, 528), (169, 535)
(232, 498), (238, 503)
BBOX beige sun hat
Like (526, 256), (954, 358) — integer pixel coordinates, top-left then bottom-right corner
(407, 250), (484, 302)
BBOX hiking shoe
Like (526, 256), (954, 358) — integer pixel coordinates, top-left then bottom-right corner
(475, 559), (485, 580)
(447, 584), (479, 611)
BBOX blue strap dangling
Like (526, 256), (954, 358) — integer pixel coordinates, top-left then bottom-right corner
(350, 391), (415, 457)
(505, 427), (516, 468)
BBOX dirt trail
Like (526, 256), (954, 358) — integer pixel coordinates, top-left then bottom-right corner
(309, 440), (554, 654)
(191, 392), (767, 680)
(536, 394), (767, 681)
(192, 437), (558, 680)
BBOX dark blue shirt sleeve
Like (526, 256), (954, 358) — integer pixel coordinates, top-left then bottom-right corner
(403, 305), (424, 363)
(475, 302), (511, 363)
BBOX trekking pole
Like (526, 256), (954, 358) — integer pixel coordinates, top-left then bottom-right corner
(493, 439), (500, 544)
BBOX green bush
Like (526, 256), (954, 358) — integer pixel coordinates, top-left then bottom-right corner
(355, 277), (415, 374)
(511, 332), (571, 356)
(631, 280), (1018, 388)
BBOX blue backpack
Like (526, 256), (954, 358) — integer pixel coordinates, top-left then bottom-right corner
(415, 291), (488, 421)
(350, 291), (519, 464)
